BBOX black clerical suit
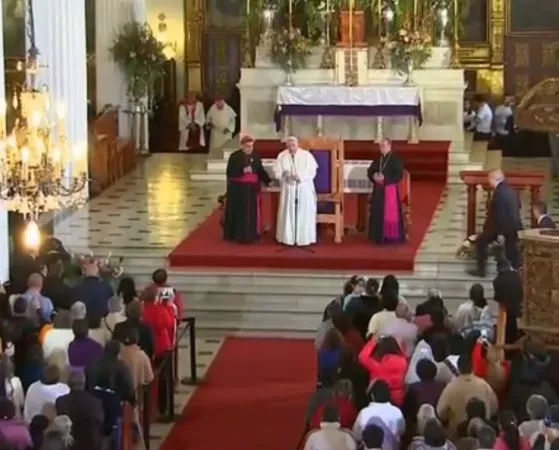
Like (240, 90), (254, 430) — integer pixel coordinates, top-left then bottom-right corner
(475, 181), (523, 274)
(536, 215), (556, 229)
(493, 265), (522, 344)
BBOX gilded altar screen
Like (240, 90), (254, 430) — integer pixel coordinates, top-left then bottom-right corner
(205, 0), (245, 29)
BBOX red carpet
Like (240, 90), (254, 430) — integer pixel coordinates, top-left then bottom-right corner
(159, 337), (316, 450)
(168, 181), (445, 272)
(255, 139), (450, 182)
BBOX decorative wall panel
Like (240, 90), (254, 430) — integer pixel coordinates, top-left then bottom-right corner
(203, 33), (241, 98)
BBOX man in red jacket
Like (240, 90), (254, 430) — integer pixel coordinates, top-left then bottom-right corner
(141, 285), (175, 421)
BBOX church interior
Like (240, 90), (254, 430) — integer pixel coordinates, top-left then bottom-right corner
(1, 0), (559, 448)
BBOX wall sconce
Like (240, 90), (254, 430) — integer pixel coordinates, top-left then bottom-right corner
(157, 13), (177, 60)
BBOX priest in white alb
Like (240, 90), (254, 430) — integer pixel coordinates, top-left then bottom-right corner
(178, 92), (206, 152)
(205, 95), (236, 152)
(272, 136), (318, 246)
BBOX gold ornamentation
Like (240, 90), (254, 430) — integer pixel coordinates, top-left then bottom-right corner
(490, 22), (504, 64)
(542, 42), (559, 67)
(214, 38), (227, 64)
(515, 77), (559, 132)
(514, 43), (529, 67)
(476, 68), (504, 97)
(491, 0), (504, 16)
(514, 74), (530, 96)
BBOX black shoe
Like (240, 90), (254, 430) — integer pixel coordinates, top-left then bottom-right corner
(467, 268), (486, 278)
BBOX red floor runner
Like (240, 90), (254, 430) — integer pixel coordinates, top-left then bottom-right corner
(168, 181), (445, 272)
(159, 337), (316, 450)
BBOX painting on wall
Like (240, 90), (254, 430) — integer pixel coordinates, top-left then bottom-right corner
(460, 0), (488, 43)
(509, 0), (559, 34)
(203, 33), (241, 99)
(205, 0), (245, 29)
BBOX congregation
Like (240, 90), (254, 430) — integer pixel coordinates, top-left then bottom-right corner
(304, 272), (559, 450)
(0, 250), (183, 450)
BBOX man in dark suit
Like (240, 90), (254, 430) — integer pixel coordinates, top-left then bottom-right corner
(532, 200), (556, 229)
(470, 170), (523, 277)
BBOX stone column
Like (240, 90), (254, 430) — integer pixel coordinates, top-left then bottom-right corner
(0, 0), (9, 281)
(30, 0), (89, 227)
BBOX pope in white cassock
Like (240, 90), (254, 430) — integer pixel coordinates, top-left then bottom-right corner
(272, 136), (318, 246)
(205, 95), (236, 152)
(178, 92), (206, 151)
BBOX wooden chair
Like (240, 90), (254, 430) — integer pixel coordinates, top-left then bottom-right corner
(299, 137), (344, 243)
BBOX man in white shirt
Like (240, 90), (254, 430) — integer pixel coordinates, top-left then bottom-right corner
(353, 380), (405, 443)
(303, 404), (356, 450)
(367, 291), (399, 337)
(493, 95), (514, 151)
(24, 364), (70, 423)
(473, 94), (493, 142)
(205, 95), (236, 152)
(272, 136), (318, 246)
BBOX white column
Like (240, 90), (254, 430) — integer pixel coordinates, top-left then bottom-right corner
(0, 0), (9, 281)
(30, 0), (89, 230)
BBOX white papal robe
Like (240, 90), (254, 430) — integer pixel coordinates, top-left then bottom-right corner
(178, 101), (206, 151)
(206, 103), (236, 151)
(272, 149), (318, 246)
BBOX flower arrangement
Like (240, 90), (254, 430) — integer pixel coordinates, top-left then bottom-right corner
(109, 22), (167, 101)
(269, 28), (311, 72)
(64, 252), (124, 288)
(388, 28), (432, 76)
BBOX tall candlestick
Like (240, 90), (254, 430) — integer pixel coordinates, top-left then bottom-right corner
(413, 0), (418, 30)
(246, 0), (250, 16)
(288, 0), (293, 32)
(349, 0), (354, 47)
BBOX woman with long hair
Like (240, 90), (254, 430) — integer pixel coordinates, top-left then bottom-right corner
(317, 328), (343, 379)
(117, 277), (138, 306)
(358, 335), (408, 405)
(494, 410), (529, 450)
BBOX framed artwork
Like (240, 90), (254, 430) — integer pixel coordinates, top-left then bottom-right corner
(460, 0), (488, 43)
(205, 0), (245, 29)
(508, 0), (559, 34)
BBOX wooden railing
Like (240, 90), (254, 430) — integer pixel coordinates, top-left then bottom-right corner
(89, 106), (137, 196)
(459, 170), (545, 237)
(120, 317), (198, 450)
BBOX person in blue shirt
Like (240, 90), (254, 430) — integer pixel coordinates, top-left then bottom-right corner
(21, 273), (53, 325)
(71, 261), (113, 319)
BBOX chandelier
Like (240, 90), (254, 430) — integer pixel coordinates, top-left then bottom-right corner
(0, 0), (88, 222)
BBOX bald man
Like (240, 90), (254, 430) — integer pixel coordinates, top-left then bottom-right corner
(470, 170), (523, 277)
(22, 273), (54, 324)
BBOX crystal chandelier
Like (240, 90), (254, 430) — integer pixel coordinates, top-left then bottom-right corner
(0, 0), (88, 221)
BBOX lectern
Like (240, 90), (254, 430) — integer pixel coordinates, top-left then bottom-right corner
(519, 229), (559, 347)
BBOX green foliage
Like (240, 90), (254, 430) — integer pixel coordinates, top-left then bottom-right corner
(269, 28), (311, 71)
(109, 22), (167, 101)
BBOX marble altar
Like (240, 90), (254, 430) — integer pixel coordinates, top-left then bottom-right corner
(238, 66), (465, 142)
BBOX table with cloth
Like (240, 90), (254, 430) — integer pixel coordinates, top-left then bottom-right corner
(274, 85), (422, 142)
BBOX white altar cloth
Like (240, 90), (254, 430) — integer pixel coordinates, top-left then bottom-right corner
(276, 85), (421, 107)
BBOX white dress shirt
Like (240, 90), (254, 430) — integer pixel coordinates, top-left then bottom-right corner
(475, 103), (493, 134)
(353, 401), (405, 442)
(367, 310), (397, 337)
(494, 104), (513, 135)
(24, 381), (70, 423)
(304, 423), (356, 450)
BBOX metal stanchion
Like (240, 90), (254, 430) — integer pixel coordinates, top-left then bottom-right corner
(181, 317), (198, 385)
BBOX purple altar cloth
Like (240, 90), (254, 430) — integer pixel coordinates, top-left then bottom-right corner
(274, 104), (422, 133)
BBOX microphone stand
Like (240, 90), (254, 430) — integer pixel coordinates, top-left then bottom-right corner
(276, 153), (315, 254)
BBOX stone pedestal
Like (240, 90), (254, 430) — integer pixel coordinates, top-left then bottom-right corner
(519, 229), (559, 346)
(238, 67), (464, 141)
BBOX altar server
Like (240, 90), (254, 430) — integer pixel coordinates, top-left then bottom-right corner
(206, 95), (236, 152)
(272, 136), (318, 246)
(178, 92), (206, 152)
(223, 135), (271, 243)
(367, 138), (406, 244)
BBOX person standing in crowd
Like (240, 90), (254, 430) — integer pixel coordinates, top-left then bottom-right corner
(367, 138), (406, 245)
(118, 327), (154, 390)
(116, 276), (138, 306)
(24, 364), (70, 423)
(41, 258), (72, 313)
(223, 135), (271, 244)
(303, 403), (356, 450)
(470, 169), (523, 276)
(67, 319), (104, 371)
(533, 201), (556, 229)
(113, 300), (154, 359)
(22, 273), (53, 325)
(101, 296), (126, 337)
(472, 94), (493, 141)
(493, 94), (515, 152)
(72, 260), (113, 319)
(205, 94), (236, 152)
(0, 398), (32, 450)
(367, 290), (399, 337)
(55, 370), (104, 450)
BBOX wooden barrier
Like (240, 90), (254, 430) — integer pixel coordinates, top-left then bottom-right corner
(459, 170), (545, 237)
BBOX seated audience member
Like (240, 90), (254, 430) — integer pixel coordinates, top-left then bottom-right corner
(409, 418), (457, 450)
(367, 291), (399, 337)
(118, 327), (154, 390)
(113, 300), (154, 359)
(0, 398), (32, 450)
(303, 403), (356, 450)
(310, 379), (357, 430)
(56, 370), (104, 450)
(455, 284), (493, 338)
(477, 425), (497, 450)
(305, 370), (338, 426)
(42, 259), (72, 312)
(529, 405), (559, 450)
(353, 380), (405, 443)
(494, 410), (530, 450)
(101, 295), (126, 337)
(379, 302), (418, 357)
(316, 301), (343, 350)
(0, 355), (25, 419)
(436, 356), (498, 439)
(518, 395), (548, 438)
(29, 414), (49, 449)
(67, 319), (104, 370)
(362, 424), (385, 450)
(358, 336), (407, 405)
(403, 359), (446, 421)
(71, 260), (113, 319)
(343, 276), (367, 308)
(455, 397), (495, 439)
(22, 273), (54, 325)
(332, 312), (364, 355)
(24, 364), (70, 423)
(117, 276), (138, 306)
(338, 348), (370, 409)
(346, 278), (383, 340)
